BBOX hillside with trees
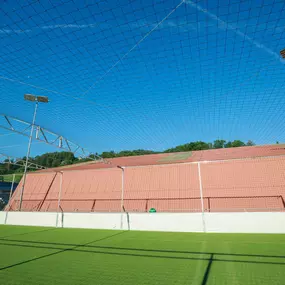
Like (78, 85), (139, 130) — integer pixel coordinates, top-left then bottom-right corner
(0, 139), (256, 175)
(163, 139), (255, 153)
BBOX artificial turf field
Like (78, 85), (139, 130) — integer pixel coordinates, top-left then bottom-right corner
(0, 225), (284, 285)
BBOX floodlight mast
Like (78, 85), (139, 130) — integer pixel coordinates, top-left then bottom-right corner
(19, 94), (49, 211)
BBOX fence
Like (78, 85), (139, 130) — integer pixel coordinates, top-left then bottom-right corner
(3, 155), (285, 213)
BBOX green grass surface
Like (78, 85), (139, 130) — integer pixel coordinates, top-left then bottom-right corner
(159, 151), (192, 162)
(0, 225), (284, 285)
(0, 174), (23, 183)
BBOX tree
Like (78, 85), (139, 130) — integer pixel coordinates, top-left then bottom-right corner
(52, 159), (61, 168)
(61, 160), (73, 166)
(101, 151), (117, 158)
(213, 140), (226, 149)
(0, 164), (7, 175)
(224, 141), (232, 148)
(164, 141), (210, 153)
(4, 159), (10, 172)
(191, 141), (210, 150)
(246, 140), (255, 146)
(231, 140), (245, 147)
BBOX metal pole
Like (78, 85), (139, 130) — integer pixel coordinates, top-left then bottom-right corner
(117, 166), (125, 211)
(19, 101), (38, 211)
(117, 166), (125, 230)
(198, 162), (206, 232)
(121, 167), (125, 212)
(56, 172), (63, 227)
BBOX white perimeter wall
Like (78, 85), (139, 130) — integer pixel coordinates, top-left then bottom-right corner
(59, 212), (126, 230)
(3, 212), (58, 227)
(1, 211), (285, 233)
(0, 212), (6, 225)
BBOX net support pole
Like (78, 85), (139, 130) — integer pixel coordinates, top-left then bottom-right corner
(121, 167), (125, 211)
(56, 171), (63, 228)
(198, 162), (206, 232)
(19, 101), (38, 211)
(117, 166), (125, 230)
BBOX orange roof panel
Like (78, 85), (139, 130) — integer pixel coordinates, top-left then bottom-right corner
(7, 145), (285, 213)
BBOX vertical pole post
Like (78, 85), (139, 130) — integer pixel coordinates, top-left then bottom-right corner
(19, 101), (38, 211)
(56, 171), (63, 228)
(117, 166), (125, 230)
(121, 167), (125, 212)
(198, 162), (206, 232)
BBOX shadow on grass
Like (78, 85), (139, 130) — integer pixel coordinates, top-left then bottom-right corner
(0, 227), (57, 239)
(1, 236), (285, 285)
(201, 254), (213, 285)
(0, 231), (126, 271)
(1, 233), (285, 285)
(1, 236), (285, 261)
(0, 238), (285, 268)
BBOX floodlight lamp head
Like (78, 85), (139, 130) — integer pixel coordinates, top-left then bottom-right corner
(37, 96), (49, 103)
(24, 94), (49, 103)
(24, 94), (36, 102)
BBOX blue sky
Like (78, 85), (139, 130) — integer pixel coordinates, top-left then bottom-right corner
(0, 0), (285, 158)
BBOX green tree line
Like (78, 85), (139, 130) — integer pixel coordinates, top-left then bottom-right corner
(0, 139), (256, 175)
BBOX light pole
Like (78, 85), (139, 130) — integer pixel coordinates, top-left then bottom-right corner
(19, 94), (49, 211)
(197, 162), (206, 232)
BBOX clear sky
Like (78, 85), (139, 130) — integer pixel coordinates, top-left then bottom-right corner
(0, 0), (285, 158)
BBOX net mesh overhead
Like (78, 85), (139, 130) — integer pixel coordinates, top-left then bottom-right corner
(0, 0), (285, 154)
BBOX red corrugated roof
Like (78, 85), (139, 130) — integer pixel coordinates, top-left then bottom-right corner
(39, 144), (285, 172)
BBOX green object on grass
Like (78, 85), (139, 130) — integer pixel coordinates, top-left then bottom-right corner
(0, 225), (285, 285)
(149, 208), (156, 213)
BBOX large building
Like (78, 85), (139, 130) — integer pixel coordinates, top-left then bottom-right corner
(7, 144), (285, 213)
